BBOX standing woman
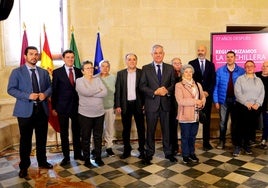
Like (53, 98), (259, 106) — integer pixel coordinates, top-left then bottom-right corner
(175, 65), (206, 164)
(76, 61), (107, 167)
(233, 60), (264, 156)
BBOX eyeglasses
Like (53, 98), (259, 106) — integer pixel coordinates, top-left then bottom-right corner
(84, 67), (94, 70)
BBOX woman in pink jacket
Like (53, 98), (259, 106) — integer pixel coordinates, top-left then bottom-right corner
(175, 64), (206, 164)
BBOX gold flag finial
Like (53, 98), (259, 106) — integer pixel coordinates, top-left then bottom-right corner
(71, 25), (74, 33)
(23, 22), (26, 30)
(43, 24), (46, 32)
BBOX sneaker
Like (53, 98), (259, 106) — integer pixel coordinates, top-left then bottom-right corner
(233, 146), (241, 157)
(106, 148), (115, 157)
(216, 141), (224, 149)
(182, 157), (191, 164)
(189, 154), (199, 162)
(260, 143), (268, 149)
(244, 147), (253, 155)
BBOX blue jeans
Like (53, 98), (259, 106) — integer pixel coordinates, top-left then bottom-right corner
(180, 122), (199, 157)
(262, 112), (268, 141)
(219, 98), (235, 143)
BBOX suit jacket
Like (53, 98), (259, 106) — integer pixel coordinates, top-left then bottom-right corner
(114, 68), (144, 114)
(7, 65), (52, 117)
(189, 58), (216, 96)
(139, 62), (175, 112)
(51, 65), (82, 115)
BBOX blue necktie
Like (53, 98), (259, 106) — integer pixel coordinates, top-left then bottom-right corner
(30, 69), (40, 93)
(157, 64), (162, 84)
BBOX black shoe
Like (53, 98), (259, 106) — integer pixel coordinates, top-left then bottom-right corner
(95, 158), (104, 166)
(138, 152), (145, 159)
(74, 155), (84, 161)
(39, 162), (53, 169)
(106, 148), (115, 157)
(84, 159), (92, 168)
(141, 156), (152, 165)
(203, 143), (213, 151)
(120, 152), (131, 159)
(165, 155), (178, 162)
(19, 169), (28, 178)
(189, 154), (199, 162)
(60, 158), (70, 166)
(182, 157), (191, 164)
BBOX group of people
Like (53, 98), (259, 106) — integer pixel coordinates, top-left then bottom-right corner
(7, 44), (268, 178)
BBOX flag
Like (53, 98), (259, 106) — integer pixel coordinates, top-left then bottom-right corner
(41, 30), (60, 133)
(70, 32), (81, 68)
(20, 30), (28, 66)
(93, 32), (104, 75)
(41, 31), (54, 75)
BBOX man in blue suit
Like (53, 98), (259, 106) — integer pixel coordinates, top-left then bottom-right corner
(140, 44), (176, 164)
(7, 46), (53, 178)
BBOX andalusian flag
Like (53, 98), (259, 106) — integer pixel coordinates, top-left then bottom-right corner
(20, 29), (28, 66)
(41, 30), (54, 74)
(70, 32), (81, 68)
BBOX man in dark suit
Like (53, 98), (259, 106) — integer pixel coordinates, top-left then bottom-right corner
(140, 44), (176, 164)
(7, 46), (53, 178)
(189, 45), (216, 151)
(114, 53), (145, 159)
(51, 50), (83, 166)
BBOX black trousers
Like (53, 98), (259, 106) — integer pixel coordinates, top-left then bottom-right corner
(121, 101), (145, 153)
(78, 114), (104, 160)
(233, 102), (261, 147)
(58, 113), (82, 159)
(202, 97), (213, 145)
(17, 104), (48, 170)
(145, 109), (172, 157)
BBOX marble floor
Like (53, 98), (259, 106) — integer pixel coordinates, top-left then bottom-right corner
(0, 137), (268, 188)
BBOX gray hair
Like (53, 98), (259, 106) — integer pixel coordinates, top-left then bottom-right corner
(99, 60), (110, 67)
(180, 64), (195, 75)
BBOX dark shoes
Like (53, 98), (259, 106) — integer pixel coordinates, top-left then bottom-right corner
(19, 169), (28, 178)
(138, 152), (145, 159)
(182, 157), (191, 164)
(95, 158), (104, 166)
(165, 155), (178, 162)
(189, 154), (199, 162)
(141, 156), (152, 165)
(74, 155), (84, 161)
(60, 158), (70, 166)
(203, 143), (213, 151)
(120, 152), (131, 159)
(106, 148), (115, 157)
(84, 159), (92, 168)
(39, 162), (53, 169)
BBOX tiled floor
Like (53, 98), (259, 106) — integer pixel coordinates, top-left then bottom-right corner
(0, 138), (268, 188)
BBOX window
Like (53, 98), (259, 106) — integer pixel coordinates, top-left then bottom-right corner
(3, 0), (67, 66)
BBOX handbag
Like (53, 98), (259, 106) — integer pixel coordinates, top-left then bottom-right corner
(195, 81), (206, 124)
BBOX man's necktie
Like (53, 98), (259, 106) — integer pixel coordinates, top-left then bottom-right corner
(69, 68), (74, 86)
(30, 69), (40, 93)
(201, 60), (205, 75)
(157, 64), (162, 84)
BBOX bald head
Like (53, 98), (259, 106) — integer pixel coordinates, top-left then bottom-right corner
(197, 45), (207, 60)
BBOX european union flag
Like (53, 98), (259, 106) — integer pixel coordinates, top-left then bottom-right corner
(93, 32), (104, 75)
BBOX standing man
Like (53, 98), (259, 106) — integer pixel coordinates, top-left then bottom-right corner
(256, 60), (268, 149)
(114, 53), (146, 159)
(140, 44), (176, 164)
(99, 60), (116, 156)
(213, 51), (244, 149)
(7, 46), (53, 178)
(170, 57), (182, 155)
(52, 50), (83, 166)
(189, 45), (216, 151)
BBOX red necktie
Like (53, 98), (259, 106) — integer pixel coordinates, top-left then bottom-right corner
(69, 68), (74, 86)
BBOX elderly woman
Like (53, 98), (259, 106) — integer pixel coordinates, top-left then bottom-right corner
(175, 64), (206, 164)
(233, 60), (264, 156)
(76, 61), (107, 167)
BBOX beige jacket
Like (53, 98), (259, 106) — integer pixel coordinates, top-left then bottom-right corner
(175, 80), (206, 122)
